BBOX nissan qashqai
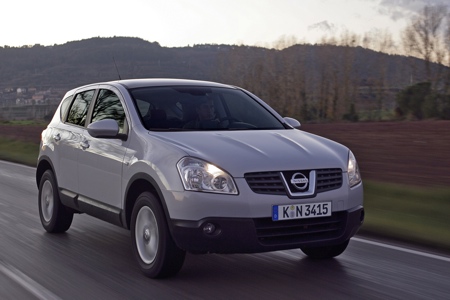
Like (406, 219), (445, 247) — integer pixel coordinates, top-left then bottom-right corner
(37, 79), (364, 278)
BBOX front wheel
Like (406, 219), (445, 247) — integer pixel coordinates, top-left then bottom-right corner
(38, 170), (73, 233)
(300, 240), (349, 259)
(130, 192), (186, 278)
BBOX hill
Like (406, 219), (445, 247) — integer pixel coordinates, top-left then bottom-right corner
(0, 36), (448, 120)
(0, 37), (433, 87)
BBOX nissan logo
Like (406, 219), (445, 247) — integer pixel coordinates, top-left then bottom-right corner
(290, 173), (309, 190)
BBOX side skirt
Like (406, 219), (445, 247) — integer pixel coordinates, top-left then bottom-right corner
(60, 189), (124, 227)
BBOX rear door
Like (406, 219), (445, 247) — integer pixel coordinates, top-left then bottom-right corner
(77, 86), (130, 209)
(56, 89), (96, 194)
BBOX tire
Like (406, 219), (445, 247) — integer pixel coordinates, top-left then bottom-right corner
(130, 191), (186, 278)
(38, 170), (73, 233)
(300, 240), (349, 259)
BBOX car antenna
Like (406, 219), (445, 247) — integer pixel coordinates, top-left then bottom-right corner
(113, 55), (122, 80)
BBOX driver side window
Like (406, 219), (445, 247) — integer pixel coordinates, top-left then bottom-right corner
(66, 90), (95, 127)
(91, 89), (127, 134)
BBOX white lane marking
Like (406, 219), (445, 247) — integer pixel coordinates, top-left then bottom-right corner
(0, 261), (61, 300)
(353, 237), (450, 263)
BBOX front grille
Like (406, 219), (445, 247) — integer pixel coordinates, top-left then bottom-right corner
(245, 168), (342, 196)
(316, 169), (343, 192)
(244, 172), (285, 195)
(254, 212), (346, 246)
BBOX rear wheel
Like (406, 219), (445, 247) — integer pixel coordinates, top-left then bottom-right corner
(300, 240), (349, 259)
(38, 170), (73, 233)
(130, 191), (186, 278)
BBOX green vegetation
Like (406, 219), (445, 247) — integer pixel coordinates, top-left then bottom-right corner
(396, 82), (450, 120)
(361, 181), (450, 251)
(0, 138), (39, 166)
(0, 120), (47, 126)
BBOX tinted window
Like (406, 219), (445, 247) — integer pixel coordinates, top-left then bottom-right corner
(130, 86), (284, 131)
(91, 89), (127, 134)
(66, 90), (95, 126)
(60, 95), (73, 121)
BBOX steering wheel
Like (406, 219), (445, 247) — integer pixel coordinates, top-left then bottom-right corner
(219, 117), (239, 125)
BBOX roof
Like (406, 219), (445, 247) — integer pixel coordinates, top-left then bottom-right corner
(62, 78), (236, 99)
(114, 78), (233, 89)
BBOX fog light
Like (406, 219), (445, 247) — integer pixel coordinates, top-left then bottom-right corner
(203, 223), (216, 235)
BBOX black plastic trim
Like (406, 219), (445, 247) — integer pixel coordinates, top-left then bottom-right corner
(123, 173), (169, 229)
(59, 189), (123, 227)
(171, 206), (364, 254)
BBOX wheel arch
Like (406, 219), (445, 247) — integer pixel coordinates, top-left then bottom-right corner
(123, 173), (170, 231)
(36, 156), (56, 188)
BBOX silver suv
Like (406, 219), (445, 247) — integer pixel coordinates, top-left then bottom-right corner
(36, 79), (364, 278)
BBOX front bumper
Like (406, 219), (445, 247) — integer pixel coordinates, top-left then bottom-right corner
(171, 205), (364, 254)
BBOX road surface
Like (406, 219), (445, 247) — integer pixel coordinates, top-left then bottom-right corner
(1, 161), (449, 299)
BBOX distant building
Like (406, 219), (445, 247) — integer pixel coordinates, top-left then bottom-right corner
(17, 88), (27, 94)
(32, 92), (46, 103)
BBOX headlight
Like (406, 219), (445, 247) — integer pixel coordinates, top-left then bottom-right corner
(347, 151), (361, 187)
(177, 157), (238, 194)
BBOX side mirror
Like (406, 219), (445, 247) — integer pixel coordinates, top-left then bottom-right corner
(87, 119), (119, 138)
(283, 117), (301, 129)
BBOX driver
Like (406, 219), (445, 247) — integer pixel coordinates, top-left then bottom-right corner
(184, 97), (220, 129)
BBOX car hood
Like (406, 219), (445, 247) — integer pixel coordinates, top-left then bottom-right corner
(150, 129), (349, 177)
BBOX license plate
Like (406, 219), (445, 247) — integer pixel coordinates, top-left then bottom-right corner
(272, 202), (331, 221)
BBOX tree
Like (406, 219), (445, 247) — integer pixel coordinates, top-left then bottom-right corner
(364, 29), (395, 120)
(402, 5), (448, 82)
(396, 82), (435, 119)
(444, 16), (450, 94)
(338, 30), (360, 121)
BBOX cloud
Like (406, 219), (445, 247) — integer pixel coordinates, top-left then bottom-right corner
(307, 21), (337, 33)
(377, 0), (449, 21)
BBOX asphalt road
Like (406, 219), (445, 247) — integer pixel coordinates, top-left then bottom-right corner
(1, 161), (449, 300)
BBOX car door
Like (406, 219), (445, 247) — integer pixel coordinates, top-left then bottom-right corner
(56, 89), (96, 194)
(77, 87), (130, 210)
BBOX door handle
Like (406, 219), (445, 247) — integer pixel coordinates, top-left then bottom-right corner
(80, 140), (90, 150)
(53, 133), (61, 142)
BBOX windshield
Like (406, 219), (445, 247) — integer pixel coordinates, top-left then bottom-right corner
(129, 86), (285, 131)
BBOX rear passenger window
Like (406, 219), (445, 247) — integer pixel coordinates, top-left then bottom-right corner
(91, 89), (127, 134)
(60, 96), (73, 121)
(66, 90), (95, 126)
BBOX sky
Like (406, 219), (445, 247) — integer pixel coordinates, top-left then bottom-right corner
(1, 0), (448, 49)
